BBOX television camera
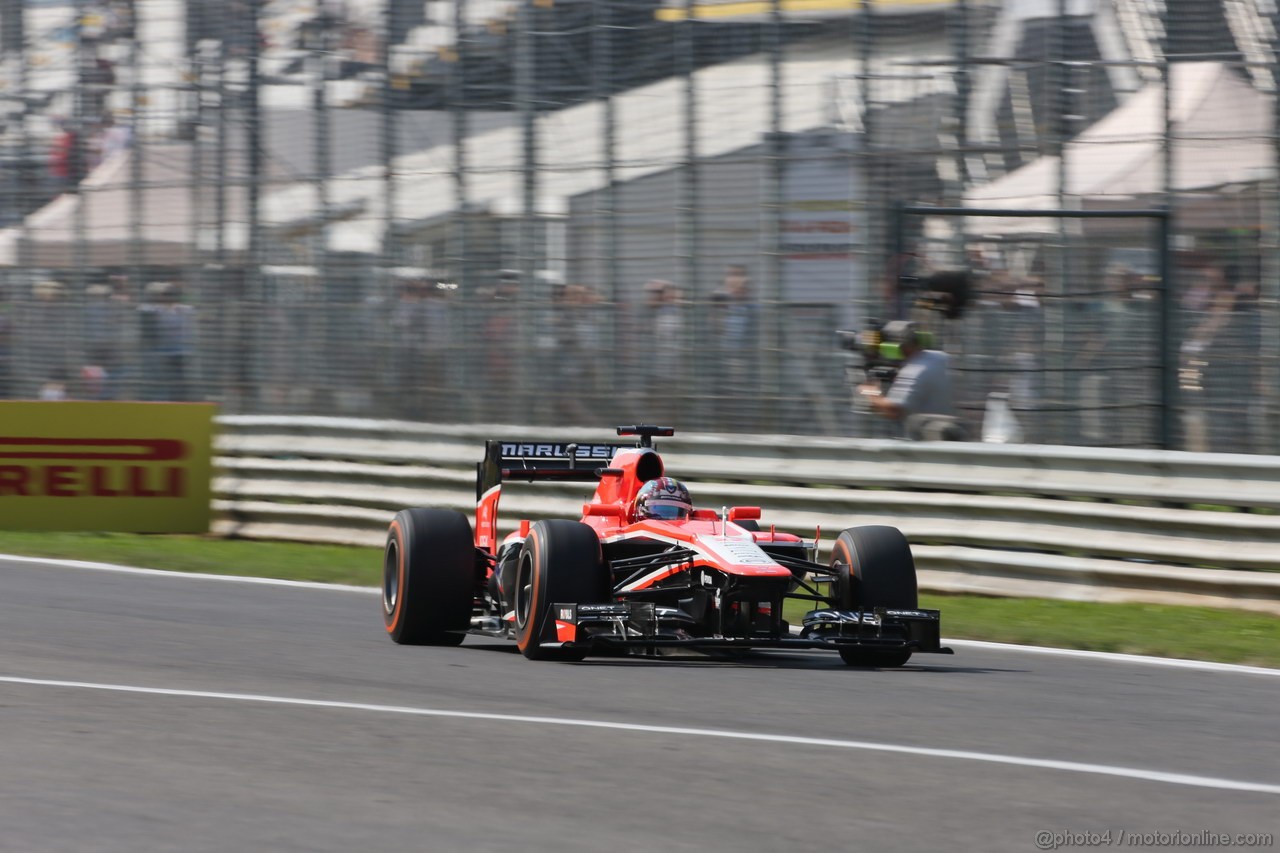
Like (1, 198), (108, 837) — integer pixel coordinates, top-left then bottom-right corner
(838, 270), (971, 400)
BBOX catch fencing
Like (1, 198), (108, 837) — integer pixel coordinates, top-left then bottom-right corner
(2, 2), (1280, 452)
(213, 416), (1280, 615)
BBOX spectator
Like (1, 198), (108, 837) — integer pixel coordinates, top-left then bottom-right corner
(641, 279), (684, 421)
(390, 277), (427, 417)
(1072, 265), (1145, 444)
(544, 282), (602, 424)
(390, 275), (454, 420)
(80, 277), (135, 399)
(0, 283), (10, 398)
(92, 113), (132, 167)
(1003, 276), (1044, 440)
(1198, 266), (1261, 453)
(138, 281), (195, 400)
(48, 120), (84, 191)
(39, 369), (70, 401)
(858, 320), (965, 440)
(1181, 265), (1235, 451)
(480, 271), (519, 413)
(29, 279), (72, 396)
(711, 264), (759, 424)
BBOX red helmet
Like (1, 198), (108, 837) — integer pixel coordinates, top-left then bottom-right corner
(633, 477), (694, 521)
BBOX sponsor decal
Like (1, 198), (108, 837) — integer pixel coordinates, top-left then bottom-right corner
(699, 536), (778, 567)
(576, 603), (630, 617)
(0, 402), (214, 533)
(803, 609), (881, 626)
(499, 442), (627, 460)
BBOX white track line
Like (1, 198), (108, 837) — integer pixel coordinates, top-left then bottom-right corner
(1, 674), (1277, 796)
(944, 639), (1280, 677)
(3, 554), (1276, 675)
(0, 553), (378, 594)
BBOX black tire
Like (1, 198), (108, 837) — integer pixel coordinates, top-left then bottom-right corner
(514, 520), (607, 662)
(829, 526), (918, 668)
(383, 508), (476, 646)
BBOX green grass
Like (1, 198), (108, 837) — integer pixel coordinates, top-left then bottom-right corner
(1, 531), (1277, 668)
(0, 531), (378, 586)
(916, 593), (1280, 668)
(781, 591), (1280, 669)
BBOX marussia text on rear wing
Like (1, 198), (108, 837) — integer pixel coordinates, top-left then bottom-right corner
(476, 440), (633, 500)
(475, 425), (673, 500)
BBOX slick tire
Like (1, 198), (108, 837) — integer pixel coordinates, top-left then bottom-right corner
(830, 526), (918, 668)
(514, 520), (607, 662)
(383, 508), (476, 646)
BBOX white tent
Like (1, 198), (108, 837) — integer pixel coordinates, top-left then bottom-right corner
(0, 144), (233, 268)
(262, 30), (959, 254)
(963, 62), (1274, 220)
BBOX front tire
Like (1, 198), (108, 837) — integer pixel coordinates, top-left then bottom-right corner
(383, 508), (476, 645)
(515, 520), (607, 661)
(830, 526), (918, 668)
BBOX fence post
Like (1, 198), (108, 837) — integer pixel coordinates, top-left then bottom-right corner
(451, 0), (474, 418)
(516, 0), (539, 419)
(681, 0), (701, 427)
(1267, 39), (1280, 453)
(1160, 61), (1178, 451)
(246, 0), (264, 407)
(765, 0), (784, 433)
(379, 0), (399, 414)
(592, 0), (620, 395)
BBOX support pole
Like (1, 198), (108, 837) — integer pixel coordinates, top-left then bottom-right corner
(516, 0), (538, 415)
(765, 0), (784, 432)
(592, 0), (619, 393)
(681, 0), (700, 425)
(246, 0), (263, 406)
(451, 0), (473, 414)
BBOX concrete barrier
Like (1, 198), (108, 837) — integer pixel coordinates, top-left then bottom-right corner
(212, 416), (1280, 614)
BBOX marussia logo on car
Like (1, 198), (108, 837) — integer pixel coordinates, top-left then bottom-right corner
(500, 443), (623, 459)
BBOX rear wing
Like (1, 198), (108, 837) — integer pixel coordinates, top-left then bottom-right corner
(475, 426), (674, 500)
(474, 427), (675, 553)
(476, 440), (632, 501)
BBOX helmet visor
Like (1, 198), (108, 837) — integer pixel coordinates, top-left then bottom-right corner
(645, 501), (691, 520)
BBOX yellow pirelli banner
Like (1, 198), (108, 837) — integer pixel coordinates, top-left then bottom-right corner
(0, 402), (215, 533)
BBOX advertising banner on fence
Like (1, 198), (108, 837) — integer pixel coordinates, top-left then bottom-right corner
(0, 402), (215, 532)
(780, 130), (864, 310)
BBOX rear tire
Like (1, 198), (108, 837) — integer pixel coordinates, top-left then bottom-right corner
(830, 526), (918, 668)
(515, 520), (607, 661)
(383, 508), (476, 645)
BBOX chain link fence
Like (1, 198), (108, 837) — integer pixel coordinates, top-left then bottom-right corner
(0, 0), (1278, 452)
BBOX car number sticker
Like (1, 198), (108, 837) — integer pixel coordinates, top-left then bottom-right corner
(699, 536), (776, 567)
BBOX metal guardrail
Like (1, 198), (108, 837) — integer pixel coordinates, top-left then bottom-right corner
(212, 416), (1280, 615)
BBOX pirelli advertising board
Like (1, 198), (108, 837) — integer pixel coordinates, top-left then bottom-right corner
(0, 402), (215, 533)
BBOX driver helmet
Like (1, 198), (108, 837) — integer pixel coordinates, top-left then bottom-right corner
(633, 477), (694, 521)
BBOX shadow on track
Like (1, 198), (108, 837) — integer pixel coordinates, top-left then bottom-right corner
(458, 643), (1023, 674)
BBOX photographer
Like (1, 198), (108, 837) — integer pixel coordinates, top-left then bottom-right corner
(858, 320), (966, 441)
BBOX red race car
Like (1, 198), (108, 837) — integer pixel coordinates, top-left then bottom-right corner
(382, 425), (949, 666)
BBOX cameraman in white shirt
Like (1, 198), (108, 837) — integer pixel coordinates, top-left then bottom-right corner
(858, 320), (966, 440)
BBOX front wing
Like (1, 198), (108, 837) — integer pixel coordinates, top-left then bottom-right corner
(545, 602), (953, 655)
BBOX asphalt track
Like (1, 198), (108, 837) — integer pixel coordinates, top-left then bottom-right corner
(1, 558), (1276, 853)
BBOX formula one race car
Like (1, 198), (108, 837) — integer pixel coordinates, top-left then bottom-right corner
(381, 425), (950, 666)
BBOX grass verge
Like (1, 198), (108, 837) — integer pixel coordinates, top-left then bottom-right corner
(0, 531), (378, 587)
(1, 531), (1277, 668)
